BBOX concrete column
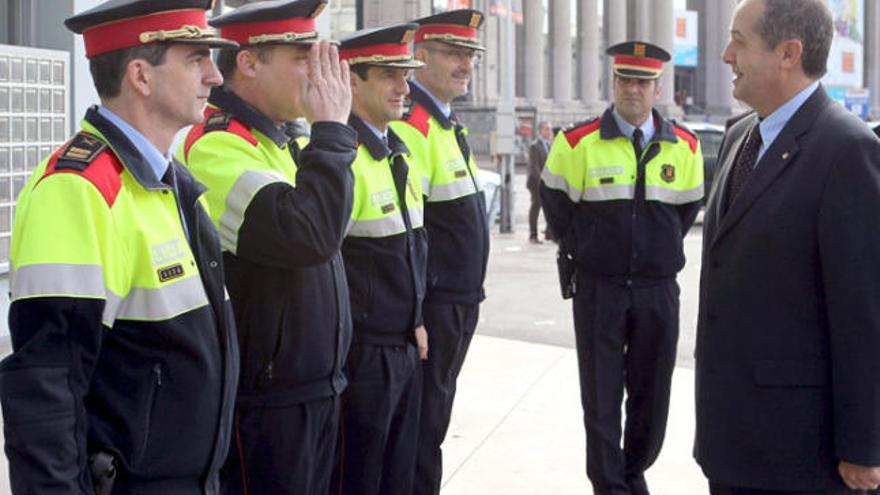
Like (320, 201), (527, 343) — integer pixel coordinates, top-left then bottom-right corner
(651, 0), (680, 117)
(703, 0), (736, 119)
(360, 0), (430, 27)
(578, 0), (599, 107)
(867, 0), (880, 119)
(633, 0), (652, 41)
(603, 0), (627, 100)
(551, 0), (572, 101)
(524, 0), (545, 100)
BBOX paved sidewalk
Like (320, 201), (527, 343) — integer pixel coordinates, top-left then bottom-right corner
(440, 335), (707, 494)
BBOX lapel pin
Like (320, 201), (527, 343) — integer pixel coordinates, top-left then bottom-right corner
(782, 152), (790, 160)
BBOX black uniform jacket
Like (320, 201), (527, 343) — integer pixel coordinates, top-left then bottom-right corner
(695, 86), (880, 490)
(204, 88), (356, 407)
(541, 108), (702, 281)
(404, 83), (489, 305)
(0, 107), (239, 495)
(343, 116), (428, 346)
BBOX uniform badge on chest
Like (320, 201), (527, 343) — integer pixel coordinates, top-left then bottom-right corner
(158, 264), (185, 283)
(660, 164), (675, 183)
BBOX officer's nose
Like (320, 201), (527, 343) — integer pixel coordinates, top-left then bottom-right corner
(204, 58), (224, 87)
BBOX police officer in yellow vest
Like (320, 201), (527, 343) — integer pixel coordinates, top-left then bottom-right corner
(335, 23), (428, 495)
(0, 1), (240, 493)
(389, 11), (489, 494)
(541, 41), (704, 495)
(177, 1), (355, 493)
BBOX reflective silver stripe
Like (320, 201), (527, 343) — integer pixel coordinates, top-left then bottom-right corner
(427, 177), (479, 202)
(408, 207), (424, 228)
(582, 184), (635, 201)
(541, 168), (582, 203)
(646, 184), (704, 204)
(347, 215), (407, 238)
(11, 263), (123, 327)
(219, 170), (287, 253)
(421, 175), (431, 197)
(116, 276), (209, 321)
(11, 263), (105, 299)
(103, 290), (123, 327)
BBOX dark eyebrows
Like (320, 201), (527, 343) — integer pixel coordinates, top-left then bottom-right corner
(188, 48), (212, 60)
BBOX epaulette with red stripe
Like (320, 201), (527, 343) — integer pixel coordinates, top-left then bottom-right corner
(401, 101), (431, 138)
(563, 116), (600, 148)
(39, 132), (124, 207)
(183, 108), (259, 159)
(671, 120), (699, 154)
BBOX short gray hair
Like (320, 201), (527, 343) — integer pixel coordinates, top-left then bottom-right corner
(756, 0), (833, 78)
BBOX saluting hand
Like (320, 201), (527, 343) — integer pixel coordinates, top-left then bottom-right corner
(415, 325), (428, 361)
(839, 461), (880, 491)
(303, 40), (351, 125)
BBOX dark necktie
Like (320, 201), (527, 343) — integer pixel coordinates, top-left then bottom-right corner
(725, 122), (762, 212)
(633, 128), (646, 206)
(632, 128), (644, 159)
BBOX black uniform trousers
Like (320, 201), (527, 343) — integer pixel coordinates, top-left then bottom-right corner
(338, 343), (423, 495)
(528, 185), (542, 239)
(221, 395), (340, 495)
(709, 482), (879, 495)
(414, 301), (480, 495)
(573, 273), (679, 495)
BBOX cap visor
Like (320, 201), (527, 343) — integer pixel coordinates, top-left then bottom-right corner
(437, 39), (486, 51)
(613, 68), (661, 80)
(174, 37), (240, 49)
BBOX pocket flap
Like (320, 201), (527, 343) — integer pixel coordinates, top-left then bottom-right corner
(753, 359), (828, 387)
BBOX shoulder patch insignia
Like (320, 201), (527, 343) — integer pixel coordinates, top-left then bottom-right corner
(671, 121), (699, 154)
(55, 132), (107, 171)
(564, 116), (601, 148)
(204, 112), (233, 132)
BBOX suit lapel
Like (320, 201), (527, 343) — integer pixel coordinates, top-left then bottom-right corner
(710, 86), (831, 248)
(704, 118), (750, 245)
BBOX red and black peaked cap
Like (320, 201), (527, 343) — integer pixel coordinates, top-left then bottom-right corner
(65, 0), (238, 59)
(606, 40), (671, 80)
(339, 24), (425, 69)
(412, 9), (486, 51)
(210, 0), (328, 47)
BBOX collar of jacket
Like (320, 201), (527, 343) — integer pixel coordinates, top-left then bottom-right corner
(208, 86), (289, 148)
(349, 114), (410, 161)
(407, 81), (455, 130)
(599, 106), (678, 144)
(85, 105), (170, 192)
(85, 106), (207, 199)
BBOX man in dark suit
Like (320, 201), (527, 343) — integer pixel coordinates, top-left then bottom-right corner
(527, 120), (553, 243)
(695, 0), (880, 493)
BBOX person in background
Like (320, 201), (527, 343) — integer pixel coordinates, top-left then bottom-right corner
(541, 40), (703, 495)
(527, 120), (554, 244)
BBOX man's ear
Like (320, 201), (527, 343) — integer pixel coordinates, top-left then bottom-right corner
(413, 44), (428, 63)
(125, 58), (154, 97)
(236, 49), (260, 78)
(778, 39), (804, 70)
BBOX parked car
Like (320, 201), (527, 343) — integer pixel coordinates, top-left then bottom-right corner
(683, 121), (725, 204)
